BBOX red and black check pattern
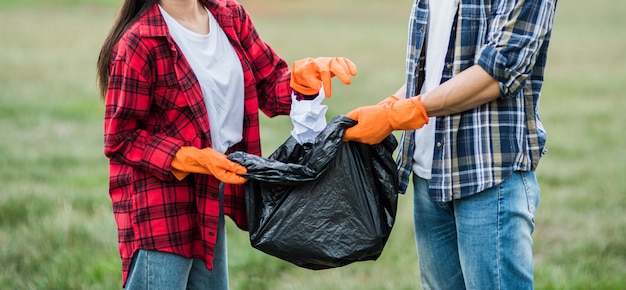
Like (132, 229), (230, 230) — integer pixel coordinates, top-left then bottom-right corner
(103, 1), (293, 285)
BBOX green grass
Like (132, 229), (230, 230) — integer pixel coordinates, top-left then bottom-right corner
(0, 0), (624, 289)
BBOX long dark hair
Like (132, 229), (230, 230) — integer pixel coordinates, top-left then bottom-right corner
(96, 0), (157, 99)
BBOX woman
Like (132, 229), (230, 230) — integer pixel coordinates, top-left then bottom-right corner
(96, 0), (357, 288)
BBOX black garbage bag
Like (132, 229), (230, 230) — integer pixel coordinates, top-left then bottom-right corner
(228, 115), (399, 270)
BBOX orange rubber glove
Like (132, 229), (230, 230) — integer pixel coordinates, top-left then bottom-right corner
(290, 57), (357, 97)
(170, 146), (248, 184)
(376, 94), (399, 106)
(343, 96), (429, 145)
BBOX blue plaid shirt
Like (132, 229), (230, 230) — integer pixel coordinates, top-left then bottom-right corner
(396, 0), (557, 201)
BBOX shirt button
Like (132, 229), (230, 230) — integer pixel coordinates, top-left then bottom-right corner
(419, 27), (424, 33)
(436, 142), (442, 148)
(208, 231), (215, 237)
(446, 63), (452, 69)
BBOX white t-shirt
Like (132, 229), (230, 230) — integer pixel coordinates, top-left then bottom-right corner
(160, 6), (245, 153)
(412, 0), (457, 179)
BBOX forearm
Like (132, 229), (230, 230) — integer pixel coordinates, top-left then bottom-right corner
(419, 65), (501, 116)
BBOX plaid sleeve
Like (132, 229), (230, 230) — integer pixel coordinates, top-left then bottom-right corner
(104, 35), (183, 181)
(232, 3), (292, 117)
(477, 0), (557, 97)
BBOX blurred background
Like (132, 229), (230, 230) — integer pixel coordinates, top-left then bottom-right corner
(0, 0), (624, 289)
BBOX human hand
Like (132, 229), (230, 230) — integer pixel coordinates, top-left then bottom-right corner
(343, 96), (429, 145)
(290, 57), (357, 97)
(171, 146), (248, 184)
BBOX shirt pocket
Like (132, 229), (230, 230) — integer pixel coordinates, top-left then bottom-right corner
(152, 88), (199, 143)
(459, 3), (489, 21)
(153, 87), (189, 110)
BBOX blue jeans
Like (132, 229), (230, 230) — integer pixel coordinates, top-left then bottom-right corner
(413, 171), (540, 290)
(124, 212), (229, 290)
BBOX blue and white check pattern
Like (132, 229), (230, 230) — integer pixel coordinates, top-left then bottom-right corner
(396, 0), (557, 201)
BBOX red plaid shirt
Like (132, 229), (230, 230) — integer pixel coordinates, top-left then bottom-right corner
(103, 1), (292, 285)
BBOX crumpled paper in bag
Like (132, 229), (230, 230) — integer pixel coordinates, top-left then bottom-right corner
(289, 88), (328, 144)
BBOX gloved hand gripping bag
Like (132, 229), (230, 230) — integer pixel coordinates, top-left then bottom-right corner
(228, 115), (399, 270)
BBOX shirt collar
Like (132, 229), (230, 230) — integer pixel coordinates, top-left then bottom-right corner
(137, 1), (231, 38)
(137, 3), (169, 38)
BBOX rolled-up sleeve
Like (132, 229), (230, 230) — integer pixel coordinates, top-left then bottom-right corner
(477, 0), (557, 97)
(104, 39), (183, 181)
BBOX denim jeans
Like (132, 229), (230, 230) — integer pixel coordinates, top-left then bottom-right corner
(413, 171), (540, 290)
(124, 212), (229, 290)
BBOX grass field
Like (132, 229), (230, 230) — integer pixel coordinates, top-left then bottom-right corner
(0, 0), (624, 289)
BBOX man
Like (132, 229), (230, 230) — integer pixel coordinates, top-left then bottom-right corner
(343, 0), (557, 288)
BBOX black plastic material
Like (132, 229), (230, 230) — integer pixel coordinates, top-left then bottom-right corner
(228, 115), (399, 270)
